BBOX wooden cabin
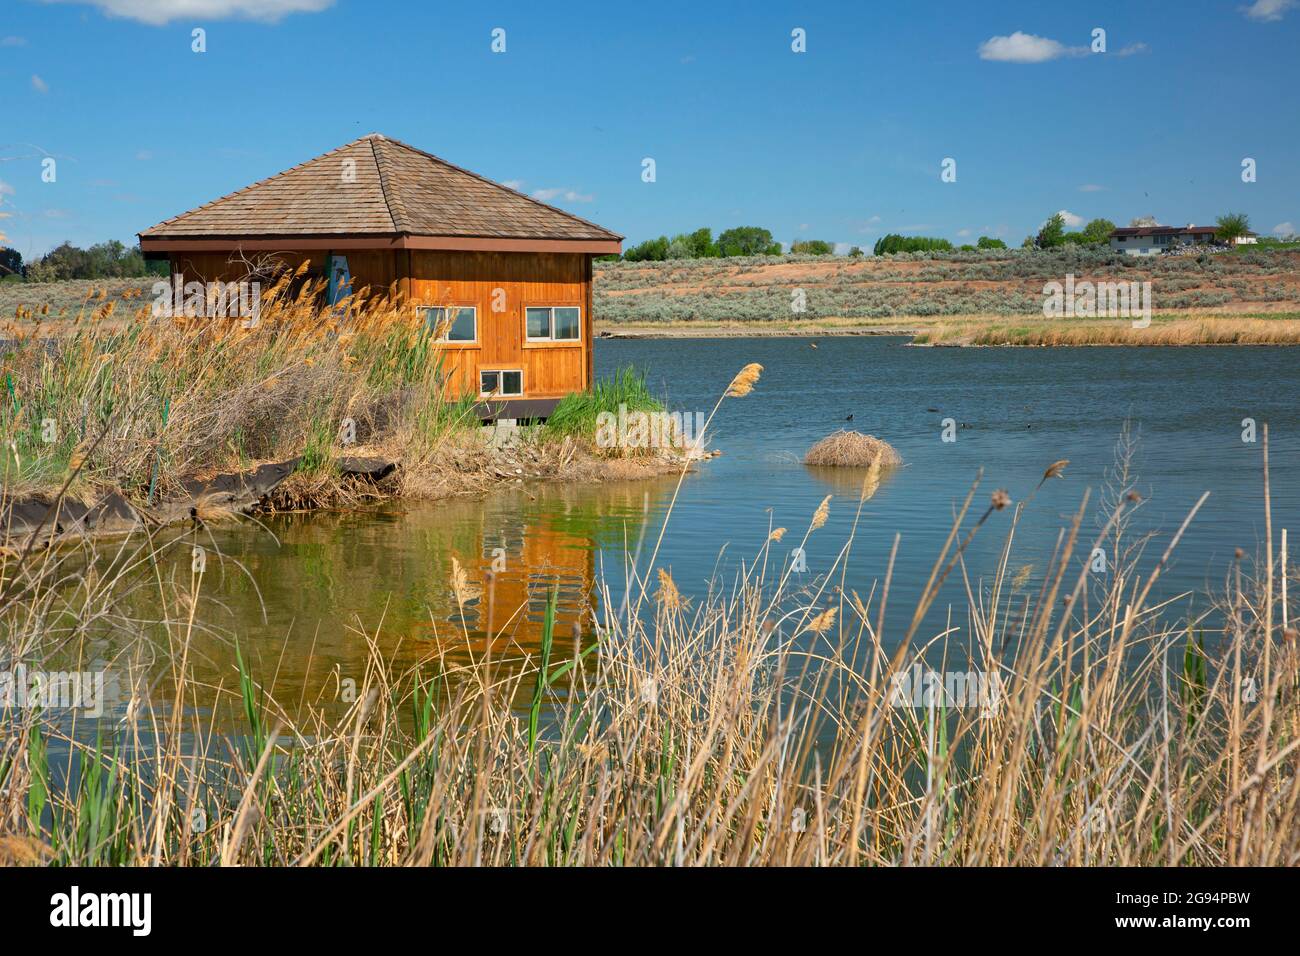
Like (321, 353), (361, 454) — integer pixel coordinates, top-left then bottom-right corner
(137, 133), (622, 420)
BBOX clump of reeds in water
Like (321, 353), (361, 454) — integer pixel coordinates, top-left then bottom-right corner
(804, 429), (901, 468)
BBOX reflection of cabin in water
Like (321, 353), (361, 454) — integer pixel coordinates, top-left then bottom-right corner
(138, 133), (622, 421)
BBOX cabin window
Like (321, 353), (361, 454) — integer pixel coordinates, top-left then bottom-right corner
(424, 306), (477, 343)
(480, 369), (523, 397)
(525, 306), (581, 342)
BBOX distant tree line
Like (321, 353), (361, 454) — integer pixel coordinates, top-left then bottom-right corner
(0, 240), (164, 282)
(1025, 215), (1117, 249)
(621, 226), (786, 261)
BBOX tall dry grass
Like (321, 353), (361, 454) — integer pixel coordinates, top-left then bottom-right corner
(1, 370), (1297, 867)
(0, 265), (484, 508)
(916, 314), (1300, 347)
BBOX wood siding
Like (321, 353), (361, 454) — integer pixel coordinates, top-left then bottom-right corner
(407, 250), (590, 400)
(169, 249), (399, 296)
(169, 248), (593, 402)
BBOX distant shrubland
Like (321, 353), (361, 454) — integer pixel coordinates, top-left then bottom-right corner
(594, 245), (1300, 325)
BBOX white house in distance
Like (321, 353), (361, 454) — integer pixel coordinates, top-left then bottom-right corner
(1108, 224), (1217, 256)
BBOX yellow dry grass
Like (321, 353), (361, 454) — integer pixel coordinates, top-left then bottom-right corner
(804, 430), (902, 468)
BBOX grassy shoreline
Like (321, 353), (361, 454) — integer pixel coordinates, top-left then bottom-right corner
(0, 276), (685, 545)
(597, 311), (1300, 345)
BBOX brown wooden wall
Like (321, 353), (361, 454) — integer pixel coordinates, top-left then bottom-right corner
(168, 247), (593, 400)
(407, 250), (589, 399)
(169, 249), (400, 295)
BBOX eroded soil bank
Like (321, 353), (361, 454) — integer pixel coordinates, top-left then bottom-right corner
(1, 434), (693, 548)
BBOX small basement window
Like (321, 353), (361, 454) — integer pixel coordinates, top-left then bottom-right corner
(480, 369), (523, 397)
(525, 306), (581, 342)
(424, 306), (477, 343)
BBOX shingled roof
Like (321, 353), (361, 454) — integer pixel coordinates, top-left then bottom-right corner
(139, 134), (621, 244)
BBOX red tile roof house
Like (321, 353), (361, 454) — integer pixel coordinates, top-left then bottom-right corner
(1107, 224), (1218, 256)
(138, 134), (623, 421)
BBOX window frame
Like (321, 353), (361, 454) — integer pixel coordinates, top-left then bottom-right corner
(523, 304), (583, 347)
(479, 367), (524, 398)
(422, 304), (479, 347)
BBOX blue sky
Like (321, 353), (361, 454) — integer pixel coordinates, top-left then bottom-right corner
(2, 0), (1297, 259)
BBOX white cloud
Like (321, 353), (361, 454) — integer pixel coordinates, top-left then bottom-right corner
(1242, 0), (1296, 21)
(46, 0), (335, 26)
(0, 179), (15, 197)
(1077, 184), (1107, 192)
(978, 32), (1085, 63)
(1273, 221), (1296, 236)
(31, 74), (49, 93)
(1, 36), (27, 46)
(1057, 209), (1085, 228)
(501, 179), (524, 191)
(1115, 42), (1150, 56)
(531, 187), (593, 203)
(956, 228), (972, 237)
(136, 150), (153, 160)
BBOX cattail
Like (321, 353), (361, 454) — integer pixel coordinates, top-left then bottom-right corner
(811, 495), (831, 531)
(768, 527), (787, 542)
(1042, 459), (1069, 482)
(859, 457), (882, 502)
(991, 489), (1011, 510)
(725, 362), (763, 398)
(450, 557), (481, 604)
(806, 607), (837, 635)
(655, 568), (682, 610)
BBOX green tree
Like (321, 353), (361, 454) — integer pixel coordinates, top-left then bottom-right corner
(29, 239), (153, 279)
(790, 239), (834, 255)
(873, 234), (953, 255)
(681, 227), (718, 258)
(717, 226), (777, 257)
(623, 236), (670, 261)
(1215, 212), (1251, 243)
(0, 247), (22, 277)
(1035, 213), (1066, 248)
(976, 236), (1007, 250)
(1081, 218), (1116, 244)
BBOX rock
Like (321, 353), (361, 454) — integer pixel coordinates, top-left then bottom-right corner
(337, 456), (398, 481)
(179, 458), (301, 509)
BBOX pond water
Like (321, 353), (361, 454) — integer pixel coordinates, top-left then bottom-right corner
(71, 337), (1300, 723)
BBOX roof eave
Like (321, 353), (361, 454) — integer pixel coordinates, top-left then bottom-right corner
(137, 233), (622, 255)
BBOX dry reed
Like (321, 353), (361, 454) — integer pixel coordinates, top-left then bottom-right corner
(2, 399), (1297, 867)
(804, 430), (902, 469)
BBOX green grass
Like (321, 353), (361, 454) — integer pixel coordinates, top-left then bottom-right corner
(543, 366), (664, 442)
